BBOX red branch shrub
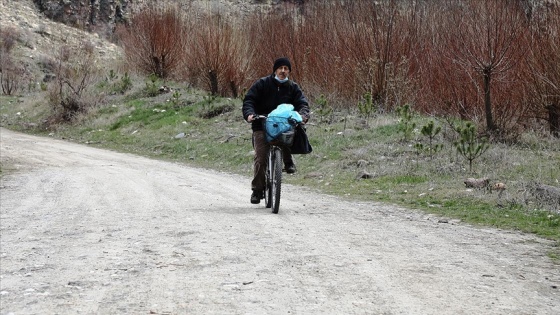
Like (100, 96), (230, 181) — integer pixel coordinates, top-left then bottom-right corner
(184, 13), (252, 97)
(116, 4), (186, 79)
(119, 0), (560, 137)
(525, 3), (560, 137)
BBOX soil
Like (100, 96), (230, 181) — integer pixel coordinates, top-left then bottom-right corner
(1, 128), (559, 314)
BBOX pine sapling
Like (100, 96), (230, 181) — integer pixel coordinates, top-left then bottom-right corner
(315, 94), (333, 124)
(358, 92), (375, 126)
(453, 122), (490, 172)
(416, 120), (443, 159)
(396, 104), (416, 142)
(145, 73), (160, 97)
(171, 90), (182, 108)
(118, 72), (132, 93)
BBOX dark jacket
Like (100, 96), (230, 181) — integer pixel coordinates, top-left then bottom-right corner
(242, 74), (310, 131)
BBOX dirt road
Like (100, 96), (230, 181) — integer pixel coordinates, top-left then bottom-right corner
(0, 128), (558, 314)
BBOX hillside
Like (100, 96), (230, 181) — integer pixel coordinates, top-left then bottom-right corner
(0, 0), (122, 86)
(30, 0), (274, 26)
(0, 0), (284, 89)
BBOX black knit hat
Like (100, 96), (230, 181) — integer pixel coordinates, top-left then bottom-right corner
(273, 57), (292, 72)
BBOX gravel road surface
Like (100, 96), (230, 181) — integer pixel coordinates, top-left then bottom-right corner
(1, 128), (559, 314)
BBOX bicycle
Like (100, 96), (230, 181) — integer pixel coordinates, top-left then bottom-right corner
(255, 115), (297, 214)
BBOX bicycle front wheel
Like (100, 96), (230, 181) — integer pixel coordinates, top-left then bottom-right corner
(271, 147), (283, 213)
(264, 149), (273, 209)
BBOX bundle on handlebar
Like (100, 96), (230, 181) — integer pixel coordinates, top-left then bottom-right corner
(256, 115), (297, 145)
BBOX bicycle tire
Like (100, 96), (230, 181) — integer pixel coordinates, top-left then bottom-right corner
(271, 147), (283, 213)
(264, 149), (273, 208)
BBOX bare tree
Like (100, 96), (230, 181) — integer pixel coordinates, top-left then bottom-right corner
(443, 0), (530, 133)
(117, 4), (187, 79)
(185, 12), (251, 97)
(1, 59), (24, 96)
(243, 8), (297, 79)
(48, 42), (101, 123)
(283, 1), (418, 109)
(526, 3), (560, 137)
(0, 26), (23, 96)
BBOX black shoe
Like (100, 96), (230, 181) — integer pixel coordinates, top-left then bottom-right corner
(285, 163), (296, 174)
(250, 190), (263, 204)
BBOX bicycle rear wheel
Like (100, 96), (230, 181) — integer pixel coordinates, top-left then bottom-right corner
(271, 147), (283, 213)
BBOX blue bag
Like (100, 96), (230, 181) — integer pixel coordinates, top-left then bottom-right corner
(265, 104), (302, 143)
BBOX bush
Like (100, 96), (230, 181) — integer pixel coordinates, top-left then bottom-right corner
(1, 58), (24, 96)
(116, 4), (186, 79)
(47, 42), (102, 123)
(1, 26), (23, 95)
(184, 12), (251, 97)
(100, 70), (133, 94)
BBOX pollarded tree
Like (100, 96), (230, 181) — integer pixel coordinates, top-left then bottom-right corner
(413, 1), (472, 120)
(331, 0), (418, 110)
(117, 4), (187, 79)
(185, 12), (251, 97)
(243, 7), (297, 81)
(442, 0), (530, 133)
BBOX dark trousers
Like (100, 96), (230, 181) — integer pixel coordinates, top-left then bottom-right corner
(252, 131), (293, 191)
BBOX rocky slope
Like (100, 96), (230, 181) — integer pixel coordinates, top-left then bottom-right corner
(0, 0), (279, 85)
(28, 0), (279, 36)
(32, 0), (139, 37)
(1, 0), (123, 85)
(33, 0), (133, 23)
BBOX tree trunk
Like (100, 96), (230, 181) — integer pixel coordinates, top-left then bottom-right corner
(229, 80), (238, 98)
(152, 56), (163, 78)
(546, 104), (560, 138)
(209, 70), (218, 96)
(483, 68), (495, 132)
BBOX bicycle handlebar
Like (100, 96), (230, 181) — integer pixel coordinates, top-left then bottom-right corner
(251, 115), (305, 125)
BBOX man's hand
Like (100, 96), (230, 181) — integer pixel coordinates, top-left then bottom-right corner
(247, 114), (255, 122)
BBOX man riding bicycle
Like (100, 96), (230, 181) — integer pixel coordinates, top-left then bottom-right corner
(242, 57), (310, 204)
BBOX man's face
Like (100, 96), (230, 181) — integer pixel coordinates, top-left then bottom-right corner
(275, 65), (290, 80)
